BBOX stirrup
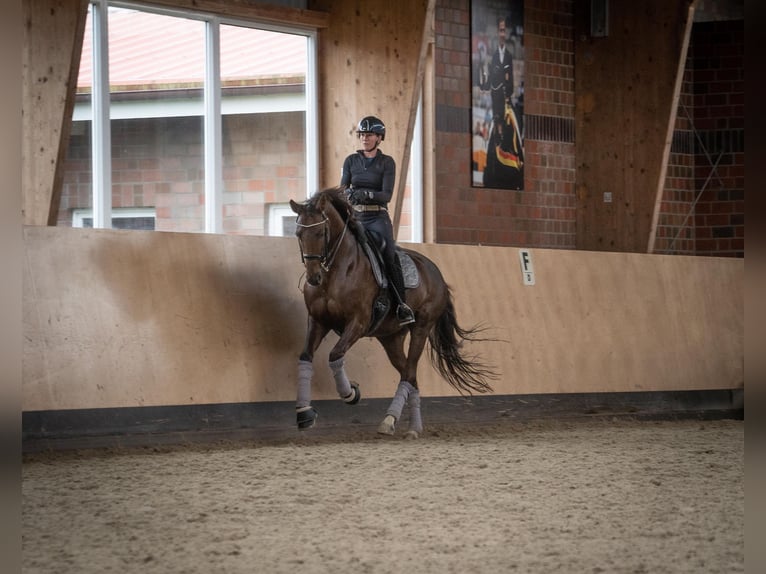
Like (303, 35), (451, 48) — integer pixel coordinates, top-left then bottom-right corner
(397, 304), (415, 325)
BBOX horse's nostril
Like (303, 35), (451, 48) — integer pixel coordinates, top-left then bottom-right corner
(307, 274), (321, 286)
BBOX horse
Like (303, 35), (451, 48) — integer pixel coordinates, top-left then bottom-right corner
(289, 187), (496, 438)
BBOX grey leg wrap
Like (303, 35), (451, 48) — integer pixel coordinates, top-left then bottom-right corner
(408, 389), (423, 434)
(329, 357), (353, 399)
(386, 380), (416, 420)
(296, 360), (313, 409)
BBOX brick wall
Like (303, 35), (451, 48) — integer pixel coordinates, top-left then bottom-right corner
(434, 1), (743, 257)
(58, 112), (306, 234)
(434, 0), (576, 248)
(691, 19), (744, 258)
(654, 18), (744, 258)
(653, 61), (697, 255)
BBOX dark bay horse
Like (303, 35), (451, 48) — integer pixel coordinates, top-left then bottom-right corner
(289, 187), (496, 438)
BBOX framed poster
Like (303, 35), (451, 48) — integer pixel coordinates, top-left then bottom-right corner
(471, 0), (524, 189)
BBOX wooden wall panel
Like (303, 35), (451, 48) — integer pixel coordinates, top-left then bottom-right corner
(574, 0), (694, 252)
(310, 0), (430, 226)
(23, 227), (743, 411)
(22, 0), (88, 226)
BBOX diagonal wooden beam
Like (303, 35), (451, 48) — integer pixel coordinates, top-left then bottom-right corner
(22, 0), (88, 226)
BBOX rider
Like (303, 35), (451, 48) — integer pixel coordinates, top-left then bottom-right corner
(341, 115), (415, 326)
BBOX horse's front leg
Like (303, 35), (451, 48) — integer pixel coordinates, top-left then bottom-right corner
(327, 319), (367, 406)
(296, 317), (329, 430)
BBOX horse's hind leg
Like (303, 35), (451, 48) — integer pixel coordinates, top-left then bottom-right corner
(377, 330), (427, 438)
(401, 328), (430, 438)
(378, 380), (418, 437)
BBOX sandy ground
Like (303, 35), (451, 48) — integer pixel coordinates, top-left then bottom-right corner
(22, 418), (743, 574)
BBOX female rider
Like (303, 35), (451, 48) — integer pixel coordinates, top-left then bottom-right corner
(340, 115), (415, 326)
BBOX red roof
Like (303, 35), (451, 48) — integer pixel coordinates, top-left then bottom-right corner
(78, 7), (307, 90)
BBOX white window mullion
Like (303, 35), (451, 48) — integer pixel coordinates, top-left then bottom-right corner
(411, 94), (424, 243)
(92, 0), (112, 229)
(204, 19), (223, 233)
(305, 31), (318, 199)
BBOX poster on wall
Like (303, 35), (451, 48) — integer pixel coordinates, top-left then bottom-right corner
(471, 0), (524, 190)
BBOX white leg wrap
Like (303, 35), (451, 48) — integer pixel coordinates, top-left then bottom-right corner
(329, 357), (353, 399)
(296, 360), (313, 408)
(408, 389), (423, 434)
(386, 380), (416, 420)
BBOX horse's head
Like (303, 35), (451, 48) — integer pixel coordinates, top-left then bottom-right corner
(290, 188), (351, 287)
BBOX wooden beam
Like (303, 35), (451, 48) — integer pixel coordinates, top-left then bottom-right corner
(145, 0), (330, 29)
(422, 40), (436, 244)
(647, 1), (696, 253)
(22, 0), (88, 226)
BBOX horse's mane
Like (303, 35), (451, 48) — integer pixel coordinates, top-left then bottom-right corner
(306, 187), (367, 242)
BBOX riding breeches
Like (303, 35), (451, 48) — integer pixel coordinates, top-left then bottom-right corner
(358, 211), (406, 297)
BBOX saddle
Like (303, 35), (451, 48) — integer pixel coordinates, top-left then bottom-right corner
(361, 230), (420, 334)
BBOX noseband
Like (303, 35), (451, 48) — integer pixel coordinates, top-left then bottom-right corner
(296, 212), (349, 273)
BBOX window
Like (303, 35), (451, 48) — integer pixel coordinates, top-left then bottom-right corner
(59, 0), (318, 236)
(72, 207), (156, 230)
(268, 204), (297, 237)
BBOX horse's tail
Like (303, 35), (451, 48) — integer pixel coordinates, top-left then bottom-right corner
(427, 293), (497, 395)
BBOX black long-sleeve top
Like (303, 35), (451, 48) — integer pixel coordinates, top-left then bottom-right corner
(340, 149), (396, 205)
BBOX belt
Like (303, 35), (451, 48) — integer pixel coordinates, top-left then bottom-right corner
(353, 204), (387, 212)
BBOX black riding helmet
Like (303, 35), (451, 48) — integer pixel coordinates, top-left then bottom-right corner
(356, 116), (386, 141)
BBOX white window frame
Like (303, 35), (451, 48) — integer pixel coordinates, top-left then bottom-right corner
(268, 204), (297, 237)
(409, 94), (424, 243)
(86, 0), (319, 233)
(72, 207), (157, 229)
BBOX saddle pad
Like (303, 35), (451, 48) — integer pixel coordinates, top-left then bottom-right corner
(362, 239), (419, 290)
(398, 251), (420, 289)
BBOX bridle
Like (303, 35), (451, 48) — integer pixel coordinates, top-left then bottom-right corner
(295, 211), (349, 273)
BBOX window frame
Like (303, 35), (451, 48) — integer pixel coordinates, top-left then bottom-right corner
(86, 0), (319, 233)
(267, 204), (297, 238)
(72, 207), (157, 229)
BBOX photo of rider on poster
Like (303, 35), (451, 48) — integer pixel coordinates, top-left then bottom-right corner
(471, 0), (524, 190)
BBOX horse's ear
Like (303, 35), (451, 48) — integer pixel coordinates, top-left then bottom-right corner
(289, 199), (303, 215)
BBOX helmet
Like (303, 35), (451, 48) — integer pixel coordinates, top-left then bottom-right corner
(356, 116), (386, 140)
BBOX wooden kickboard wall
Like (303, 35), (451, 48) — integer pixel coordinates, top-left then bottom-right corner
(23, 226), (743, 411)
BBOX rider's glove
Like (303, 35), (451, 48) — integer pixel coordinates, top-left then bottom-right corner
(349, 188), (371, 204)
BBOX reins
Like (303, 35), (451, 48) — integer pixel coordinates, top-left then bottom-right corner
(296, 211), (350, 273)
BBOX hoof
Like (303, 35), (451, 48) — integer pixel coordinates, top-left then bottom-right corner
(404, 430), (419, 440)
(343, 382), (361, 405)
(297, 406), (318, 430)
(377, 414), (396, 436)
